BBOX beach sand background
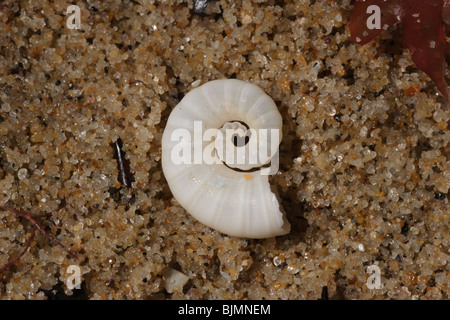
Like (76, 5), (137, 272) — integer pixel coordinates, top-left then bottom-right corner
(0, 0), (448, 299)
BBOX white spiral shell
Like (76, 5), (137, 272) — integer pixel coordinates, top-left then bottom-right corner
(161, 79), (290, 238)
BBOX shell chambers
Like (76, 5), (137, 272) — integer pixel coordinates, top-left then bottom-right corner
(161, 79), (290, 238)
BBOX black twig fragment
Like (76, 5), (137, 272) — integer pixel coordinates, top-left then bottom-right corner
(112, 138), (133, 188)
(320, 286), (329, 300)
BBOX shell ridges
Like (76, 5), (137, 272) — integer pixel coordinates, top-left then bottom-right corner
(161, 79), (291, 238)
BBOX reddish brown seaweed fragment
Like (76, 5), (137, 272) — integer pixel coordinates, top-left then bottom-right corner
(0, 206), (79, 274)
(348, 0), (449, 100)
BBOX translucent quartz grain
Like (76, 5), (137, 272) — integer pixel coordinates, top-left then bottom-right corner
(17, 168), (27, 180)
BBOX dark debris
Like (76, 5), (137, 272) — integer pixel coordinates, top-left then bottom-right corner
(112, 137), (133, 188)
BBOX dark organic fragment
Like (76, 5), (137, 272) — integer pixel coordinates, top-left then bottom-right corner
(0, 206), (79, 274)
(348, 0), (449, 100)
(112, 137), (133, 188)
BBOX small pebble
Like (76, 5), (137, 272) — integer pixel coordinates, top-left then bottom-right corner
(17, 168), (27, 180)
